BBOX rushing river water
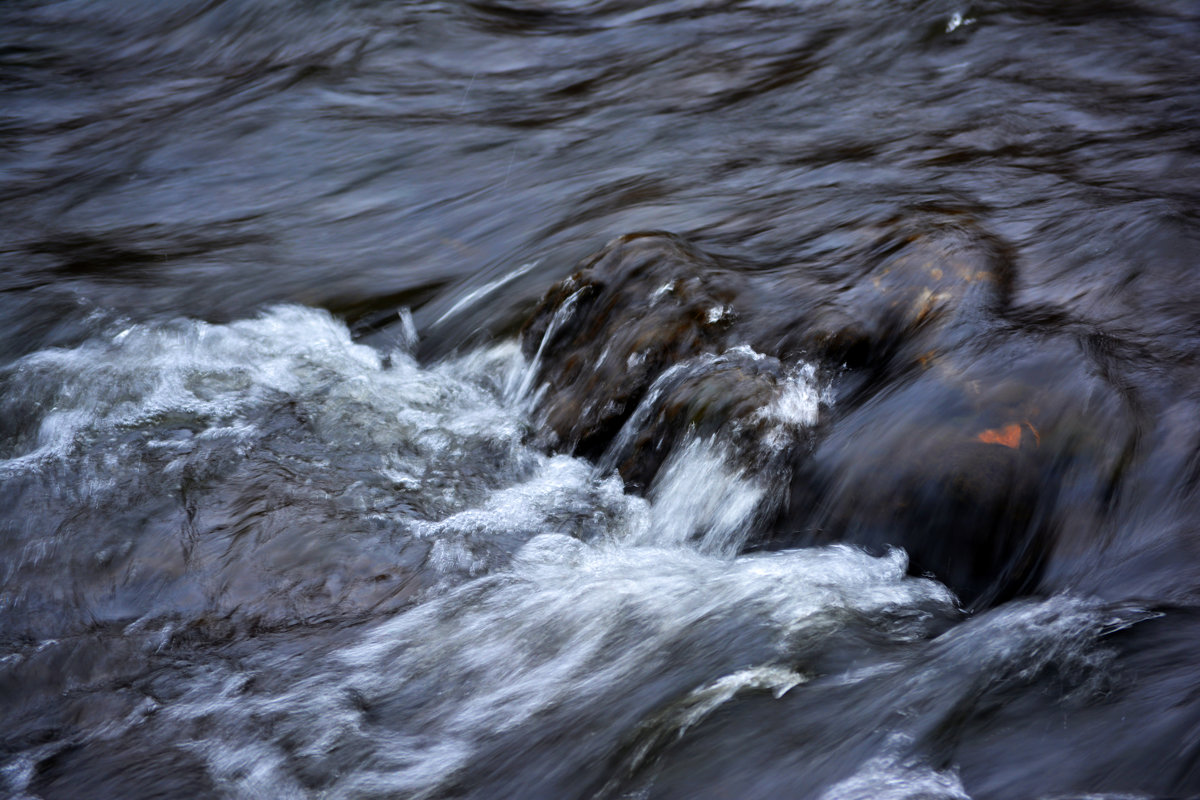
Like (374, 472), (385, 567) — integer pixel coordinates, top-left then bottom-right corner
(2, 2), (1200, 798)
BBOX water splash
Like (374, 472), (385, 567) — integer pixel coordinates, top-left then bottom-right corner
(509, 287), (587, 406)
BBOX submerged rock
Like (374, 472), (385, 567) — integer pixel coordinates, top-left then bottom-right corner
(784, 375), (1045, 606)
(778, 328), (1138, 606)
(738, 221), (1014, 368)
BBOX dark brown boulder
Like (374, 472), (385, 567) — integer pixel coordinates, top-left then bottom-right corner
(596, 348), (805, 492)
(520, 222), (1013, 464)
(520, 232), (743, 459)
(775, 222), (1015, 369)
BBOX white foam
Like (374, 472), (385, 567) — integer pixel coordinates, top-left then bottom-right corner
(819, 739), (972, 800)
(758, 361), (828, 428)
(642, 435), (766, 555)
(0, 304), (1002, 800)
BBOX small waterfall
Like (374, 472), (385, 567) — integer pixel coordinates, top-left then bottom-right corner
(507, 287), (587, 407)
(596, 349), (829, 555)
(641, 435), (766, 555)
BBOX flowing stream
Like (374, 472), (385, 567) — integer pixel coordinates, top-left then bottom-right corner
(1, 2), (1198, 798)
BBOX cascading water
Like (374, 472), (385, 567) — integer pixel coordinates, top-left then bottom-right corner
(2, 1), (1199, 798)
(0, 305), (1174, 799)
(0, 306), (948, 798)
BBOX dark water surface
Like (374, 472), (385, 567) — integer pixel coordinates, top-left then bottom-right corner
(2, 1), (1199, 798)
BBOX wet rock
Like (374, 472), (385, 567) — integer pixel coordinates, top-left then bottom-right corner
(520, 222), (1012, 465)
(762, 221), (1014, 369)
(521, 232), (743, 459)
(597, 349), (800, 491)
(858, 223), (1011, 334)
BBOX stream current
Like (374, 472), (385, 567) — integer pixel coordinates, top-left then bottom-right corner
(1, 1), (1199, 798)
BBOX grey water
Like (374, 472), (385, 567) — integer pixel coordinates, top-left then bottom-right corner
(1, 2), (1199, 798)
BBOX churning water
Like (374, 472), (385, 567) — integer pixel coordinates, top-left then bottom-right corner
(1, 1), (1199, 798)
